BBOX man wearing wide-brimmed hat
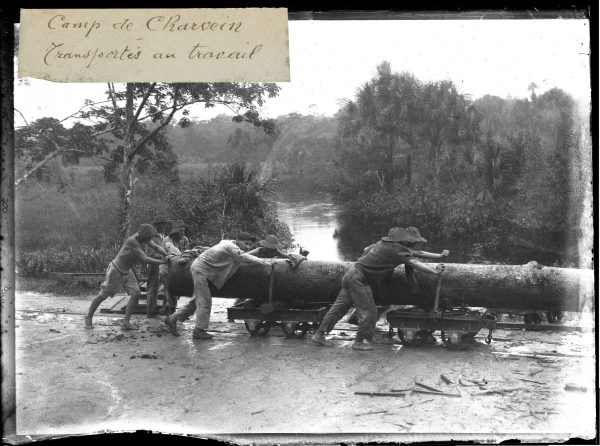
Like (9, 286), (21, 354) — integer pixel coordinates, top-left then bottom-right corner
(248, 234), (305, 264)
(145, 214), (172, 318)
(311, 227), (449, 351)
(158, 219), (192, 315)
(164, 231), (275, 340)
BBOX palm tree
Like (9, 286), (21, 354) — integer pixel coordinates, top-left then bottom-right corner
(215, 163), (277, 238)
(528, 82), (539, 101)
(337, 62), (423, 190)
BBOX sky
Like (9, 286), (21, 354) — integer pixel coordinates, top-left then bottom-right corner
(14, 19), (591, 126)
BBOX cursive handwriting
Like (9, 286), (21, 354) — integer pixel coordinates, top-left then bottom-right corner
(188, 44), (262, 60)
(146, 15), (242, 32)
(44, 42), (142, 68)
(47, 15), (102, 38)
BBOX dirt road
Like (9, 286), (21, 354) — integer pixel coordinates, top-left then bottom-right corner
(11, 290), (597, 443)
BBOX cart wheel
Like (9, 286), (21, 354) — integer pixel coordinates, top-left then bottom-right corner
(524, 312), (542, 325)
(397, 329), (425, 348)
(546, 310), (563, 324)
(245, 320), (271, 337)
(440, 331), (475, 350)
(280, 321), (309, 338)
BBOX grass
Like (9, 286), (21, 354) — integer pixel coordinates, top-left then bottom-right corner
(16, 275), (99, 297)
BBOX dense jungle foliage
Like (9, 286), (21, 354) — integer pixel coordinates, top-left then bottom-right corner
(16, 62), (590, 275)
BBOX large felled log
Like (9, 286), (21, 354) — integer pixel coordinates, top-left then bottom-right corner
(168, 259), (594, 312)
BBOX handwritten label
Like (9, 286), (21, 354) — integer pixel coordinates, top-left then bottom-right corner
(18, 8), (290, 82)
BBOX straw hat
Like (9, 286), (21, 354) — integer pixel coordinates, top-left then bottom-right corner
(236, 231), (258, 242)
(381, 227), (411, 243)
(405, 227), (427, 243)
(152, 214), (171, 225)
(381, 227), (426, 243)
(259, 235), (284, 249)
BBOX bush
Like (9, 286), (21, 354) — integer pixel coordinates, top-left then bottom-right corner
(17, 246), (115, 276)
(167, 163), (294, 248)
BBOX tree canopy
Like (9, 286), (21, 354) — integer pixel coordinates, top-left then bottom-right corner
(15, 81), (280, 239)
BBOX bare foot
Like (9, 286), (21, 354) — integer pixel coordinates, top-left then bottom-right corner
(352, 340), (374, 351)
(310, 332), (333, 347)
(163, 315), (180, 337)
(121, 321), (138, 331)
(84, 316), (94, 329)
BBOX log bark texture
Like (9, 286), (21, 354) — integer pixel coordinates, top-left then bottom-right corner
(168, 259), (594, 312)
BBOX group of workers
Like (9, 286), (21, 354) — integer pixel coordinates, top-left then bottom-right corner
(84, 215), (449, 351)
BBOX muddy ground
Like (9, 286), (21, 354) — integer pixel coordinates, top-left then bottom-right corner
(9, 289), (597, 444)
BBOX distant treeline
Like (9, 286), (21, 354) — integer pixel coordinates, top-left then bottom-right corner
(164, 63), (589, 266)
(166, 112), (338, 191)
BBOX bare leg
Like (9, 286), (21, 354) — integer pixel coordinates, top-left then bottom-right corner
(158, 272), (171, 315)
(311, 288), (352, 347)
(122, 292), (141, 330)
(161, 275), (178, 314)
(85, 291), (110, 329)
(146, 264), (159, 317)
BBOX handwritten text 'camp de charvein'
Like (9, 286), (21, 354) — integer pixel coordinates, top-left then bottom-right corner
(43, 14), (264, 69)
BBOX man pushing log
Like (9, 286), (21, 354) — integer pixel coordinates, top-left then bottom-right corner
(85, 223), (168, 330)
(163, 232), (275, 340)
(311, 227), (449, 351)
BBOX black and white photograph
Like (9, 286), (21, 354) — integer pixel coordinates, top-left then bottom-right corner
(2, 7), (596, 444)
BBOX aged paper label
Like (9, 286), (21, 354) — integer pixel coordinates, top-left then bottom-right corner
(18, 8), (290, 82)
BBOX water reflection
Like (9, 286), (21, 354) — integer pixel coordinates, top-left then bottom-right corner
(276, 191), (346, 262)
(276, 191), (564, 265)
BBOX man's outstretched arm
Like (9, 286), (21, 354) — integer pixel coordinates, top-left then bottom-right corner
(412, 249), (450, 260)
(148, 239), (169, 257)
(406, 259), (445, 275)
(133, 245), (167, 265)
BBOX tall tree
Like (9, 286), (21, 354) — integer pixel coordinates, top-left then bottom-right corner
(419, 79), (479, 185)
(528, 82), (539, 101)
(16, 82), (279, 240)
(337, 62), (423, 191)
(14, 117), (109, 188)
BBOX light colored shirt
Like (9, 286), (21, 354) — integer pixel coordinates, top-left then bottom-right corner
(163, 235), (190, 260)
(191, 240), (269, 289)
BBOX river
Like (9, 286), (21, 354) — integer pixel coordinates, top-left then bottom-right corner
(276, 191), (348, 262)
(276, 191), (565, 266)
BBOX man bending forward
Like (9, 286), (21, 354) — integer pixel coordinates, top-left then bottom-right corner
(85, 224), (168, 330)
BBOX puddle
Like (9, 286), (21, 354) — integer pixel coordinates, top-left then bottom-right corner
(16, 312), (39, 321)
(36, 313), (58, 322)
(208, 341), (234, 351)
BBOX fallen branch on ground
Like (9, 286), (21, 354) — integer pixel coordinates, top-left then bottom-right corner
(516, 377), (546, 385)
(440, 374), (453, 384)
(473, 387), (522, 396)
(354, 410), (389, 416)
(412, 389), (462, 398)
(459, 378), (480, 387)
(354, 391), (406, 397)
(415, 382), (443, 393)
